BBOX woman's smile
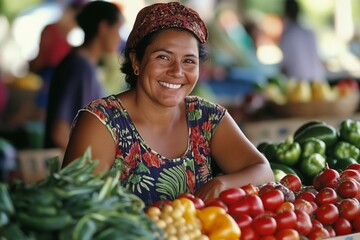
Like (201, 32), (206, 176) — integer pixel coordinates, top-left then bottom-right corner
(158, 81), (182, 89)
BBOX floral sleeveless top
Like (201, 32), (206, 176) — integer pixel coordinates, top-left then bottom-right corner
(81, 95), (226, 206)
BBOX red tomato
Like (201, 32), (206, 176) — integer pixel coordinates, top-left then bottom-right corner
(204, 198), (228, 212)
(276, 202), (295, 214)
(324, 226), (336, 238)
(259, 236), (276, 240)
(228, 194), (265, 217)
(219, 187), (246, 206)
(315, 187), (338, 205)
(337, 179), (359, 199)
(240, 226), (259, 240)
(151, 199), (172, 209)
(294, 209), (313, 236)
(260, 235), (276, 240)
(280, 174), (302, 192)
(294, 198), (314, 215)
(310, 201), (318, 214)
(346, 163), (360, 173)
(260, 189), (284, 212)
(296, 191), (316, 202)
(190, 197), (205, 209)
(177, 192), (195, 199)
(241, 183), (259, 195)
(340, 169), (360, 183)
(275, 209), (297, 230)
(234, 214), (253, 229)
(307, 227), (329, 240)
(311, 219), (323, 230)
(251, 214), (277, 236)
(337, 198), (360, 221)
(352, 214), (360, 231)
(334, 217), (353, 236)
(313, 168), (340, 190)
(275, 229), (300, 240)
(355, 181), (360, 201)
(258, 183), (275, 196)
(315, 203), (339, 225)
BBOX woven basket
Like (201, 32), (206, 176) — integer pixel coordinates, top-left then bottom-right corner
(269, 92), (359, 118)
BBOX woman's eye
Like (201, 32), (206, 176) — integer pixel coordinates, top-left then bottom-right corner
(184, 59), (196, 64)
(158, 55), (169, 60)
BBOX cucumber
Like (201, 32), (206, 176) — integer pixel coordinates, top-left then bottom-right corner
(293, 123), (338, 147)
(293, 120), (325, 138)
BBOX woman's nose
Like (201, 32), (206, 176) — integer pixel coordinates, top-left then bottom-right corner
(168, 61), (184, 77)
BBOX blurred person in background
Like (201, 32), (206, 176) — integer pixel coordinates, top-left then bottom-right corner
(206, 5), (264, 81)
(279, 0), (325, 81)
(44, 1), (123, 150)
(29, 1), (85, 119)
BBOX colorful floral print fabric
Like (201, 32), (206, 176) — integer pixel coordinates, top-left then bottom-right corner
(80, 95), (226, 206)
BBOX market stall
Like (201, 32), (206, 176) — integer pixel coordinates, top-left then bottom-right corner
(1, 118), (360, 240)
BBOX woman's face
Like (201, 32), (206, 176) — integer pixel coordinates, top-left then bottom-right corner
(100, 18), (122, 53)
(134, 29), (200, 107)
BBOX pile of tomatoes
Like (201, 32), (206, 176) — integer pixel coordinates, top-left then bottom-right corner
(162, 163), (360, 240)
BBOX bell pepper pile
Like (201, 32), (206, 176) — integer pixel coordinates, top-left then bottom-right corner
(257, 119), (360, 185)
(147, 196), (241, 240)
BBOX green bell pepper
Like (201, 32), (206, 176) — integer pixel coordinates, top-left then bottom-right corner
(334, 157), (358, 171)
(300, 138), (326, 159)
(275, 140), (301, 166)
(334, 141), (360, 160)
(339, 119), (360, 149)
(300, 153), (326, 177)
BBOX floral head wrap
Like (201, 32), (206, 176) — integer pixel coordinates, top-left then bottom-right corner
(125, 2), (208, 53)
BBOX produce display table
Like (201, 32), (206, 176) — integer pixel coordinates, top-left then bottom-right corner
(328, 232), (360, 240)
(242, 113), (360, 145)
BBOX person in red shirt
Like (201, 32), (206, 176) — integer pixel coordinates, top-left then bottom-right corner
(29, 2), (84, 116)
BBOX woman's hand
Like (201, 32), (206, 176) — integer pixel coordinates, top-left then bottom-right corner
(194, 176), (227, 201)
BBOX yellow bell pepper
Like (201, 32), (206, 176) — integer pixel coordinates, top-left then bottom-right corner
(197, 206), (241, 240)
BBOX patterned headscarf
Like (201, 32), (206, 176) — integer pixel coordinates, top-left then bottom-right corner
(125, 2), (208, 53)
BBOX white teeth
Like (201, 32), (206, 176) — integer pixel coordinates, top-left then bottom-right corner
(159, 81), (181, 89)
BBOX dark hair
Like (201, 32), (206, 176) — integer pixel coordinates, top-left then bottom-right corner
(121, 29), (209, 89)
(76, 1), (121, 45)
(284, 0), (300, 21)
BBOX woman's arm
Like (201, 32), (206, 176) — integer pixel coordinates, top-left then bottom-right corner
(195, 111), (274, 200)
(62, 111), (116, 173)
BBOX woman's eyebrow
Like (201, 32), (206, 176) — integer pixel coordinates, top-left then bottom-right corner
(152, 48), (199, 58)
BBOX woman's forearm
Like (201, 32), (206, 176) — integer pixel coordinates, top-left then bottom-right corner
(195, 162), (274, 201)
(217, 162), (275, 188)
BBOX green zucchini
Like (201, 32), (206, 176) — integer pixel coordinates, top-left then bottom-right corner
(293, 123), (338, 147)
(293, 120), (325, 138)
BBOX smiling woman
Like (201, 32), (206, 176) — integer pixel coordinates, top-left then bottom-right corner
(61, 1), (274, 207)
